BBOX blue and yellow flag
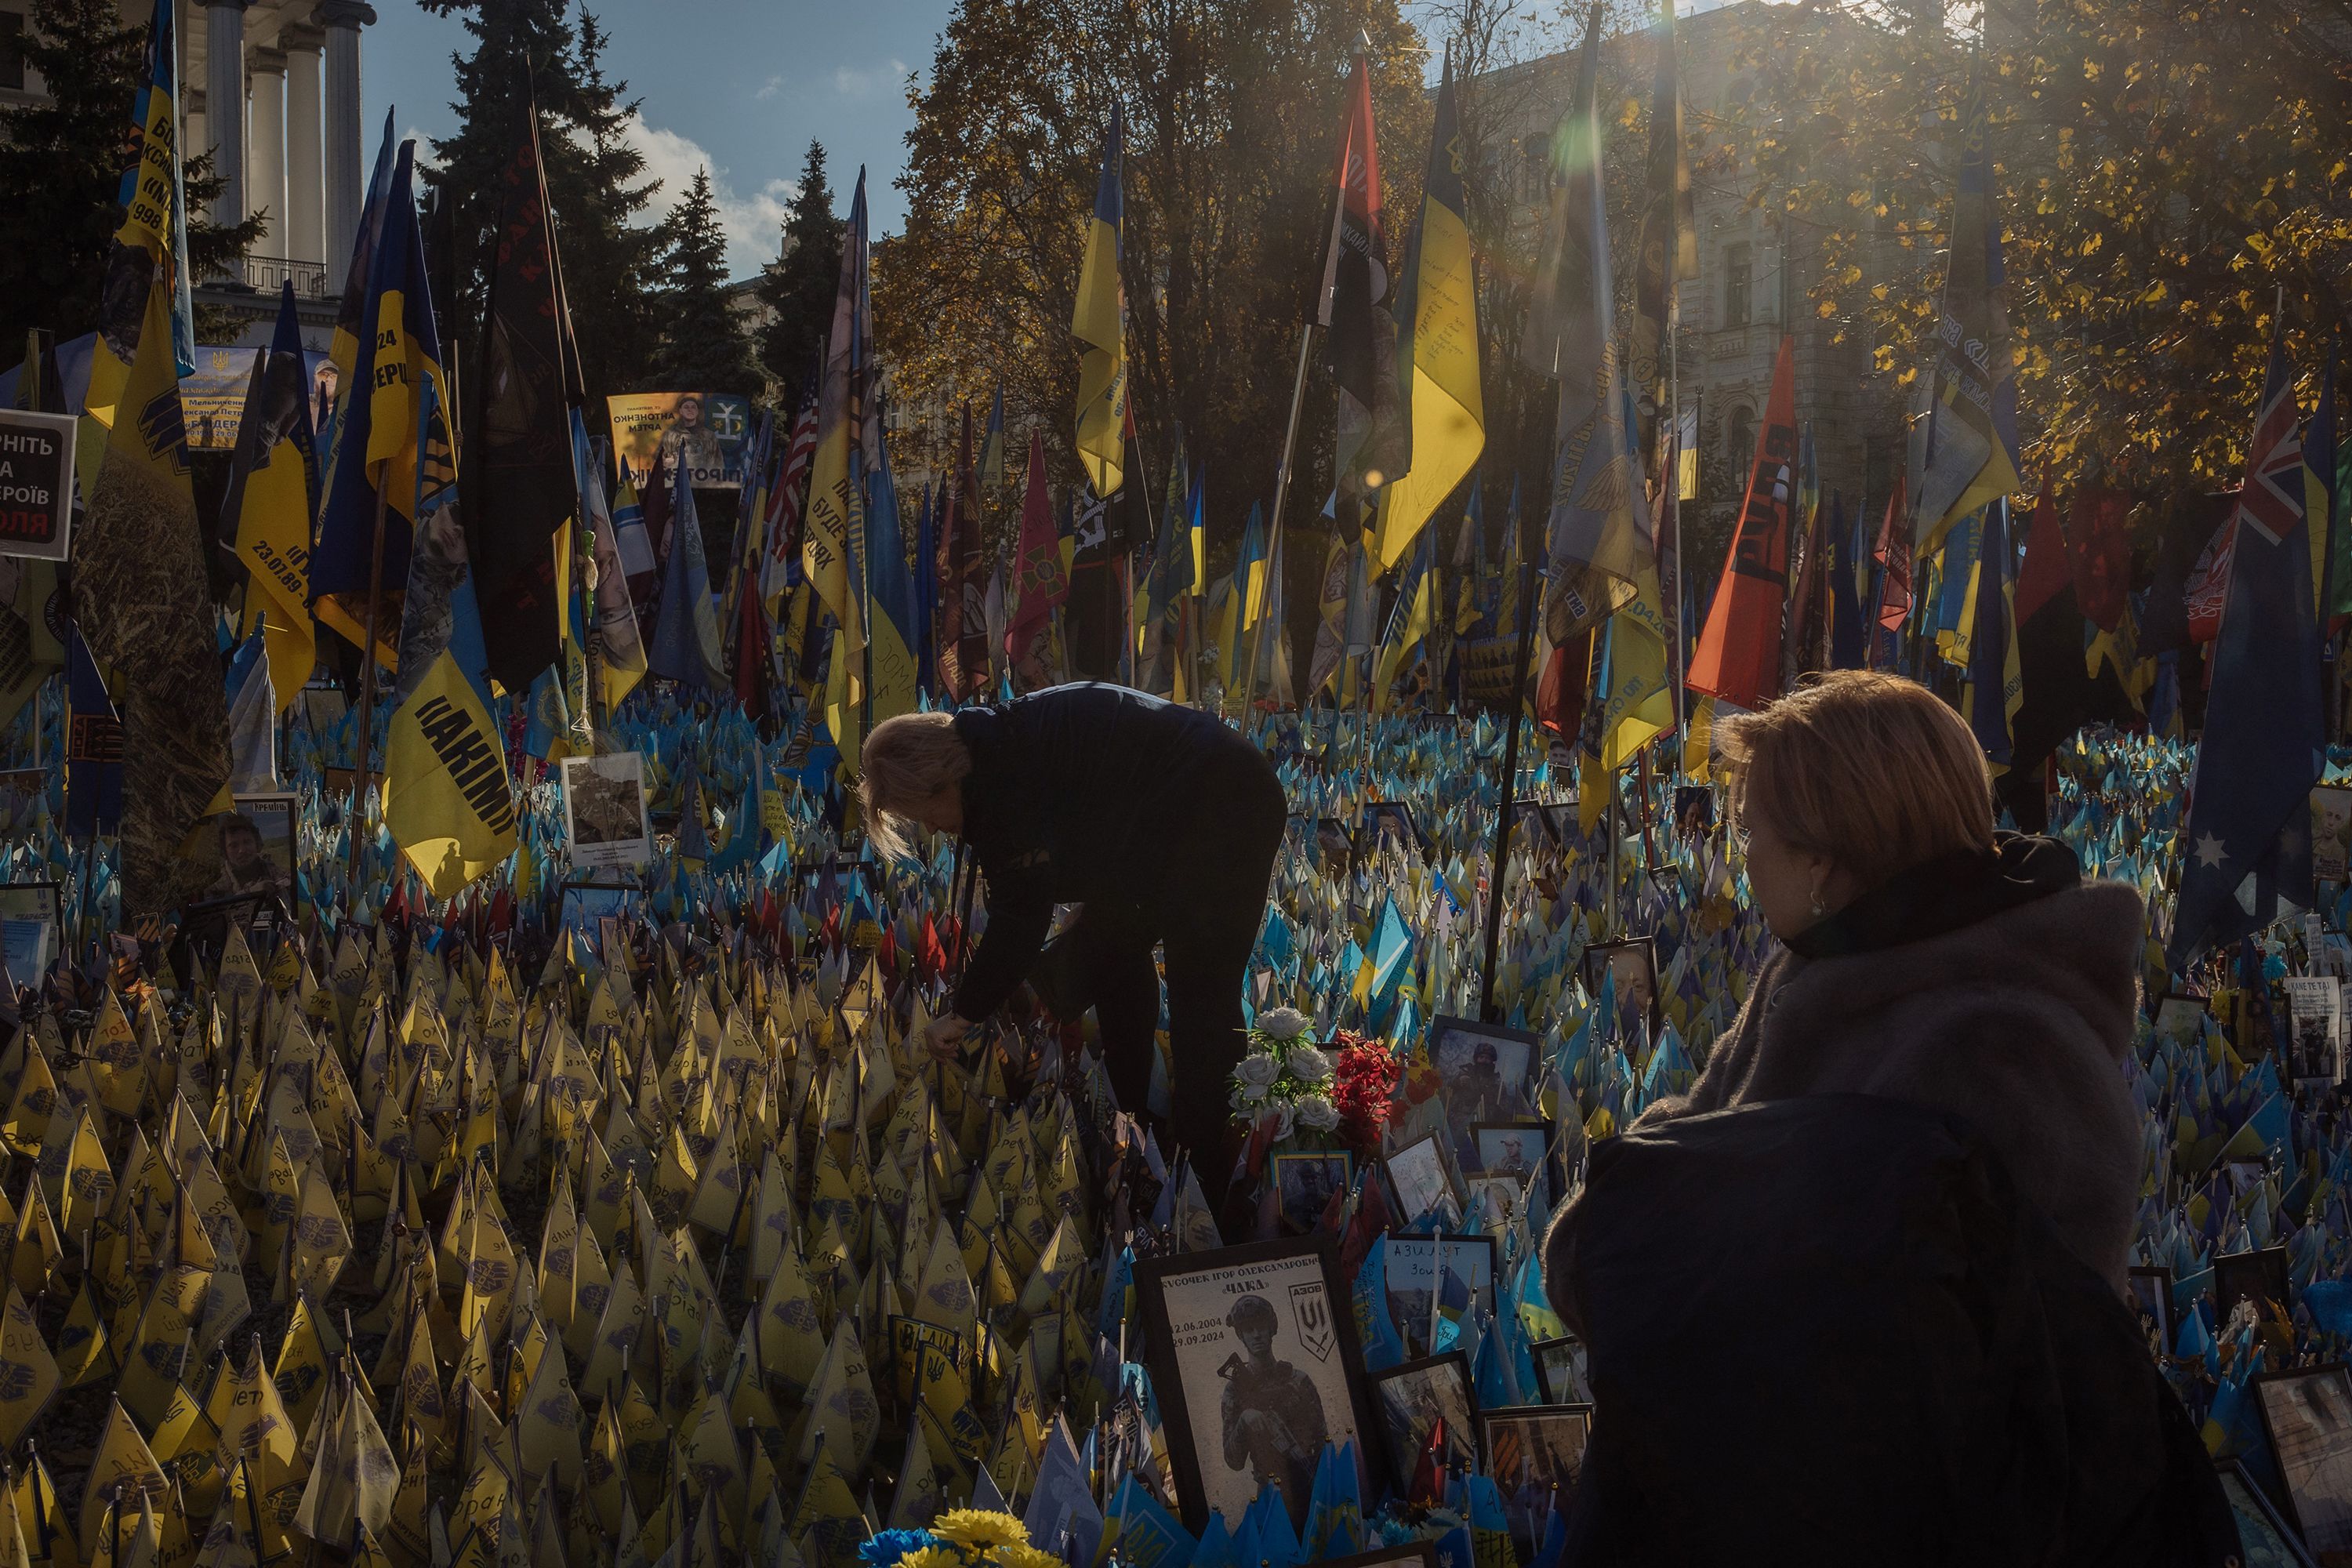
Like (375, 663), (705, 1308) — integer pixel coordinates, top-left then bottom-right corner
(1072, 103), (1127, 496)
(83, 0), (194, 428)
(1908, 78), (2020, 557)
(1961, 498), (2022, 768)
(227, 283), (320, 712)
(311, 140), (452, 669)
(327, 114), (398, 415)
(1371, 528), (1433, 713)
(804, 172), (871, 769)
(1374, 60), (1483, 572)
(865, 425), (920, 723)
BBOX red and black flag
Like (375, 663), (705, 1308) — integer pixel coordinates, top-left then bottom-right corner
(1321, 50), (1403, 510)
(465, 97), (583, 695)
(1687, 336), (1797, 712)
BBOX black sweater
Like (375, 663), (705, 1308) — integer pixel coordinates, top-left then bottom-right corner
(949, 683), (1260, 1020)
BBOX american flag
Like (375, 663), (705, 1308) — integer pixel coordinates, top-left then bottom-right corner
(759, 401), (821, 613)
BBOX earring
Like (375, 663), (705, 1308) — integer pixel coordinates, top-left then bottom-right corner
(1809, 891), (1828, 919)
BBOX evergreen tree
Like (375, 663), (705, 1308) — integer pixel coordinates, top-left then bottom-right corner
(0, 0), (264, 353)
(419, 0), (663, 410)
(650, 166), (760, 396)
(753, 140), (840, 403)
(562, 14), (665, 403)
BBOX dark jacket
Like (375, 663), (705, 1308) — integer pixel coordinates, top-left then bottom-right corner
(1544, 1095), (2238, 1566)
(1635, 833), (2145, 1289)
(950, 683), (1268, 1020)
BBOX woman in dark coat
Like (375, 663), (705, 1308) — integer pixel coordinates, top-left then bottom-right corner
(1540, 670), (2236, 1566)
(861, 683), (1287, 1207)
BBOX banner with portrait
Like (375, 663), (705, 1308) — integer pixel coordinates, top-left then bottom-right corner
(606, 392), (753, 490)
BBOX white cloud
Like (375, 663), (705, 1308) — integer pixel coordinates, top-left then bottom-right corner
(755, 74), (784, 101)
(625, 118), (799, 281)
(831, 58), (908, 99)
(405, 127), (441, 171)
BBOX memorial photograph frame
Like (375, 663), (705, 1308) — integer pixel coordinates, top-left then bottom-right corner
(2253, 1362), (2352, 1562)
(1425, 1014), (1541, 1127)
(1367, 1351), (1477, 1498)
(1133, 1236), (1375, 1534)
(1581, 935), (1663, 1038)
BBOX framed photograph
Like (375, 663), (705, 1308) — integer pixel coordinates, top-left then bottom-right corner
(299, 684), (349, 735)
(1133, 1237), (1374, 1534)
(1471, 1121), (1555, 1213)
(1367, 1352), (1476, 1497)
(1673, 786), (1715, 839)
(1479, 1404), (1594, 1555)
(2314, 786), (2352, 885)
(1381, 1234), (1497, 1356)
(2285, 975), (2345, 1087)
(561, 752), (652, 870)
(0, 768), (45, 830)
(1271, 1151), (1351, 1234)
(1290, 815), (1356, 873)
(1356, 801), (1425, 858)
(0, 880), (60, 989)
(1530, 1335), (1590, 1406)
(2217, 1247), (2294, 1323)
(2155, 992), (2208, 1044)
(2254, 1363), (2352, 1560)
(2126, 1265), (2173, 1359)
(1382, 1134), (1455, 1229)
(1581, 937), (1662, 1037)
(221, 792), (300, 915)
(1426, 1015), (1540, 1130)
(2216, 1457), (2321, 1568)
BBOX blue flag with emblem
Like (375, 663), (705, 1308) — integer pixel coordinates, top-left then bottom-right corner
(2169, 323), (2325, 968)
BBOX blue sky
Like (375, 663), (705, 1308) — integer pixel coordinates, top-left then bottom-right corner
(367, 0), (945, 277)
(366, 0), (1745, 282)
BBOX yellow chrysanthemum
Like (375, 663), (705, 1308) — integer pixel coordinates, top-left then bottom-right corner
(932, 1512), (1030, 1552)
(989, 1542), (1064, 1568)
(900, 1547), (966, 1568)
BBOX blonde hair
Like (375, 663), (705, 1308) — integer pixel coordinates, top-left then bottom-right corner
(859, 712), (972, 861)
(1719, 670), (1993, 891)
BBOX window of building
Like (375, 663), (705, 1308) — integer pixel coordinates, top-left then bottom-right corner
(1726, 405), (1755, 468)
(1723, 242), (1752, 328)
(0, 13), (24, 93)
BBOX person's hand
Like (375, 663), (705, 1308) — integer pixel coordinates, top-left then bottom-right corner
(924, 1013), (973, 1059)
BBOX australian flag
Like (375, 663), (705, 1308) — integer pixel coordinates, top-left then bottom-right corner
(2169, 325), (2325, 969)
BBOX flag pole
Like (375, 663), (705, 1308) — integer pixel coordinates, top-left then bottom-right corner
(1478, 562), (1539, 1024)
(1244, 322), (1317, 720)
(346, 481), (390, 890)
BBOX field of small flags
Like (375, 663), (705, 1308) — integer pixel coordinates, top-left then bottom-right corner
(0, 687), (2321, 1566)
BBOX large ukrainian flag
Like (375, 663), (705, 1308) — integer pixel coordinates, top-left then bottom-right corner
(1072, 103), (1128, 497)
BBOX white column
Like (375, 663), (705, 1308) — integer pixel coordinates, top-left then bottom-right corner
(248, 47), (285, 252)
(204, 0), (247, 250)
(283, 27), (325, 270)
(319, 0), (375, 278)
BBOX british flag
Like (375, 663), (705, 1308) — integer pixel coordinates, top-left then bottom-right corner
(2236, 343), (2307, 546)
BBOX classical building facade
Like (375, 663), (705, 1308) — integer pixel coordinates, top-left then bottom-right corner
(1471, 0), (1911, 535)
(2, 0), (378, 345)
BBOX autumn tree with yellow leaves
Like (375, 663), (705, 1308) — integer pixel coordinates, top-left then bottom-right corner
(1725, 0), (2352, 492)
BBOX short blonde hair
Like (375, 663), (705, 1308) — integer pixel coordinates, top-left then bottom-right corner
(1719, 670), (1993, 891)
(859, 712), (971, 861)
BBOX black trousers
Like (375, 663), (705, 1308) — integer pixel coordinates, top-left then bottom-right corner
(1059, 739), (1287, 1207)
